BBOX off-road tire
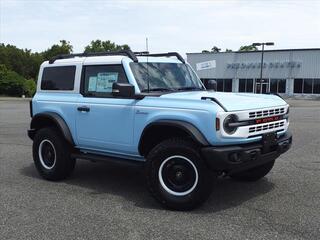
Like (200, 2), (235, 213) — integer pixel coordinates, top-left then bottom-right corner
(32, 127), (75, 181)
(145, 138), (214, 210)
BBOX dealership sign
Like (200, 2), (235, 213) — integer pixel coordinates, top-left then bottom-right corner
(227, 61), (301, 69)
(196, 60), (216, 71)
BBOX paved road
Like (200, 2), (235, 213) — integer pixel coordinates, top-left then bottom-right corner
(0, 99), (319, 240)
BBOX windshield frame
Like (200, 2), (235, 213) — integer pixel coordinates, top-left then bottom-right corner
(129, 61), (205, 93)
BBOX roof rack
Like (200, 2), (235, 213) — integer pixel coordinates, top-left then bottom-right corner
(134, 51), (150, 55)
(49, 50), (138, 64)
(49, 50), (185, 64)
(135, 52), (185, 64)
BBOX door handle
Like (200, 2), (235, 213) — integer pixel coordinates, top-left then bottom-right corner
(77, 106), (90, 112)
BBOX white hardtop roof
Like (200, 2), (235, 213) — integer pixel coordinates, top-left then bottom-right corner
(42, 55), (183, 67)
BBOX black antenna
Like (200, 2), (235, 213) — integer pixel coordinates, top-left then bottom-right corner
(146, 37), (150, 93)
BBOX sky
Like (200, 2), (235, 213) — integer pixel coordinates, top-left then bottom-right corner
(1, 0), (320, 55)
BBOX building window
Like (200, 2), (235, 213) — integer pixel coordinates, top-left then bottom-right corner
(216, 79), (224, 91)
(270, 79), (277, 93)
(201, 79), (232, 92)
(239, 79), (253, 93)
(278, 79), (286, 93)
(239, 79), (245, 92)
(294, 78), (320, 94)
(247, 79), (253, 92)
(294, 79), (303, 93)
(224, 79), (232, 92)
(303, 79), (313, 94)
(314, 79), (320, 94)
(270, 79), (286, 93)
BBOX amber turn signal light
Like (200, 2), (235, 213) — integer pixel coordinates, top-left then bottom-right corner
(216, 117), (220, 131)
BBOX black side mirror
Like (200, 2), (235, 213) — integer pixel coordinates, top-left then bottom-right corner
(206, 80), (217, 91)
(112, 82), (135, 98)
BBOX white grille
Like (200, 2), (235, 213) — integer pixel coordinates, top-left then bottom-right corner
(216, 104), (289, 138)
(249, 107), (285, 119)
(249, 120), (285, 133)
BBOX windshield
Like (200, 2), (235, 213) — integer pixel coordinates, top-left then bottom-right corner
(130, 62), (204, 92)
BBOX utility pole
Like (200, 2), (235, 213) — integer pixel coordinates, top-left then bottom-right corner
(252, 42), (274, 93)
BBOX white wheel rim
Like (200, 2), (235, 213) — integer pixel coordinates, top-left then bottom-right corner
(38, 139), (56, 170)
(158, 155), (199, 196)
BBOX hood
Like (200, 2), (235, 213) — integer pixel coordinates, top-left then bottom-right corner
(160, 91), (287, 111)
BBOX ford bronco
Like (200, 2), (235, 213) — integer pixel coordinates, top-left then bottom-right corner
(28, 50), (292, 210)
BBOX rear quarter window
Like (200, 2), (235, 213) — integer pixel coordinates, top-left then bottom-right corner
(41, 66), (76, 90)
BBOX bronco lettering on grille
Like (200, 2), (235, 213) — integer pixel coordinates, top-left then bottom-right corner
(255, 116), (280, 124)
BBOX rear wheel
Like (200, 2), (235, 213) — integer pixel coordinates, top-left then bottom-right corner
(230, 160), (275, 182)
(146, 138), (214, 210)
(33, 127), (75, 181)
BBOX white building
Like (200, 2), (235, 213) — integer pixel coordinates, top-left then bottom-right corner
(187, 48), (320, 97)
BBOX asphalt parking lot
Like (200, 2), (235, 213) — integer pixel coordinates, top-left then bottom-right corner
(0, 99), (319, 240)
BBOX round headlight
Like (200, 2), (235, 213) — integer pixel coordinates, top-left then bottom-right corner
(223, 114), (238, 134)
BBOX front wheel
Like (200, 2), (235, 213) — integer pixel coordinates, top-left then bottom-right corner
(32, 127), (75, 181)
(230, 160), (275, 182)
(145, 138), (214, 210)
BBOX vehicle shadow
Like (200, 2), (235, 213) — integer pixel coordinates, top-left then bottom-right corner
(21, 159), (275, 213)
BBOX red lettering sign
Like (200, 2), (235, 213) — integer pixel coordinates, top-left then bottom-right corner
(255, 116), (280, 124)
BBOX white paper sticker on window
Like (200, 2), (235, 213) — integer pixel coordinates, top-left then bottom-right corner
(88, 76), (97, 91)
(96, 72), (119, 92)
(196, 60), (216, 71)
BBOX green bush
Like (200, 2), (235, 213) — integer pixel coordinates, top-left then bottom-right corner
(24, 79), (36, 97)
(0, 64), (35, 97)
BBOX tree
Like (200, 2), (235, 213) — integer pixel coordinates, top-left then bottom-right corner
(202, 50), (210, 53)
(239, 45), (258, 51)
(0, 64), (25, 96)
(84, 40), (130, 53)
(0, 43), (41, 80)
(211, 46), (221, 53)
(42, 40), (73, 60)
(0, 40), (131, 97)
(225, 49), (233, 52)
(24, 79), (36, 97)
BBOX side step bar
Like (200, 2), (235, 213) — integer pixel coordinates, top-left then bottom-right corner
(71, 152), (145, 167)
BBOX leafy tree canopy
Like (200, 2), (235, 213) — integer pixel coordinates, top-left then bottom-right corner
(238, 45), (258, 51)
(202, 46), (221, 53)
(84, 40), (130, 53)
(42, 40), (73, 60)
(211, 46), (221, 53)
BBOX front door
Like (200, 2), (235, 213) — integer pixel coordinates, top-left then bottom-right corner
(255, 79), (269, 93)
(76, 64), (136, 155)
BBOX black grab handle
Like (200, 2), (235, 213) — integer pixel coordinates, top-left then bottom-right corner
(77, 106), (90, 112)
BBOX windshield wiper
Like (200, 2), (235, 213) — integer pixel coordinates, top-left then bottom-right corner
(141, 87), (173, 92)
(176, 87), (203, 91)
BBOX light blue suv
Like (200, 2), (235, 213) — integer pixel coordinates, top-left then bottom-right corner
(28, 50), (292, 210)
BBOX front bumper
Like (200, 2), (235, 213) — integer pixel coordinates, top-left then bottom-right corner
(201, 131), (292, 174)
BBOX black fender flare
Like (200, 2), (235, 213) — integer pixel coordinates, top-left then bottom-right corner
(29, 112), (75, 145)
(138, 120), (209, 155)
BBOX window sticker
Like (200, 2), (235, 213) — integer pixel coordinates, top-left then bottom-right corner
(88, 76), (97, 91)
(96, 72), (119, 92)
